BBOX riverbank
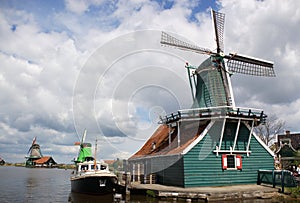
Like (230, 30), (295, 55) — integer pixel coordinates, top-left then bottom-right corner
(0, 163), (76, 169)
(126, 182), (300, 202)
(130, 183), (277, 202)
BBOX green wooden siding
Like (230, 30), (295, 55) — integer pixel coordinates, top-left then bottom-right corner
(183, 121), (274, 187)
(156, 157), (184, 187)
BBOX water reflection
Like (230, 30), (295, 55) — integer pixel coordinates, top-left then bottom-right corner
(68, 192), (114, 203)
(25, 169), (39, 200)
(68, 193), (191, 203)
(0, 167), (297, 203)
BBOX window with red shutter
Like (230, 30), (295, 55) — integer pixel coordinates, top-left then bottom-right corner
(222, 154), (242, 170)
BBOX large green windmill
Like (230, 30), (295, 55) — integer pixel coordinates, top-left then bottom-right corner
(161, 9), (275, 108)
(128, 11), (277, 186)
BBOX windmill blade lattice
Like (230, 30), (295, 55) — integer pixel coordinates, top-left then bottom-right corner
(160, 32), (213, 55)
(225, 53), (275, 77)
(212, 10), (225, 53)
(160, 9), (276, 109)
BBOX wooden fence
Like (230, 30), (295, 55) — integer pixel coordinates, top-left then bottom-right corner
(257, 170), (298, 193)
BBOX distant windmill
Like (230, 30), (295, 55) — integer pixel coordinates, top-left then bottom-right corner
(74, 129), (94, 163)
(27, 137), (43, 158)
(161, 9), (275, 108)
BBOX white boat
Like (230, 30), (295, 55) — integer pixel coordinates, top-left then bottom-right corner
(70, 130), (118, 195)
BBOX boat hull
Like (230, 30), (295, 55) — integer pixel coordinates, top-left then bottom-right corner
(71, 175), (117, 195)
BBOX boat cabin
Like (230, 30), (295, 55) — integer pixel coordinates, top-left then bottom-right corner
(77, 161), (108, 172)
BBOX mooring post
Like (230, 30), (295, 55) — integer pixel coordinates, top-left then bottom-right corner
(125, 172), (131, 201)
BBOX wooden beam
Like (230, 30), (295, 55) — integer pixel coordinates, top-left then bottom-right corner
(218, 118), (227, 150)
(232, 119), (241, 150)
(246, 120), (255, 156)
(177, 121), (180, 147)
(168, 124), (171, 148)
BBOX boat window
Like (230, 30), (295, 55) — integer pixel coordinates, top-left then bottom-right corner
(91, 165), (99, 170)
(81, 165), (88, 171)
(100, 165), (106, 170)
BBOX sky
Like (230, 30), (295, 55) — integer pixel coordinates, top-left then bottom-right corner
(1, 0), (300, 164)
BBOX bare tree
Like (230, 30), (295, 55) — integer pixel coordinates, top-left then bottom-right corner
(254, 114), (286, 146)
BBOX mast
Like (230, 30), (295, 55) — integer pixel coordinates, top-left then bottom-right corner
(94, 138), (97, 169)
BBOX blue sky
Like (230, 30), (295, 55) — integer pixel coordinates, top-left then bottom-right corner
(1, 0), (217, 35)
(1, 0), (300, 163)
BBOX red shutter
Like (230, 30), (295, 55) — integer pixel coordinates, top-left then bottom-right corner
(236, 155), (242, 170)
(222, 154), (227, 170)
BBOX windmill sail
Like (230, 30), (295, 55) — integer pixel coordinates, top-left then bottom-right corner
(212, 9), (225, 53)
(27, 136), (36, 154)
(160, 9), (275, 108)
(225, 53), (275, 77)
(160, 32), (212, 55)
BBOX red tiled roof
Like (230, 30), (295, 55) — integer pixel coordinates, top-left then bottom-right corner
(34, 156), (52, 164)
(130, 121), (208, 159)
(131, 125), (169, 158)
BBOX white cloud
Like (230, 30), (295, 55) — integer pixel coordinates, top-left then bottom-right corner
(1, 0), (300, 163)
(64, 0), (105, 14)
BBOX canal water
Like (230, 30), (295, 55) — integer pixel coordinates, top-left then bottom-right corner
(0, 166), (177, 203)
(0, 166), (293, 203)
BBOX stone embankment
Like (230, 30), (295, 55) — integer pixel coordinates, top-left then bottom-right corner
(128, 183), (281, 202)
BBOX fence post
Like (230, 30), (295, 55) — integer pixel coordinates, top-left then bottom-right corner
(257, 170), (261, 185)
(281, 170), (284, 193)
(272, 170), (275, 188)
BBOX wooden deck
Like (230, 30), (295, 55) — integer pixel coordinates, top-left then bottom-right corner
(128, 182), (279, 202)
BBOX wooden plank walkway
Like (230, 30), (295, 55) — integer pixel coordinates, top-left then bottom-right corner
(128, 183), (279, 202)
